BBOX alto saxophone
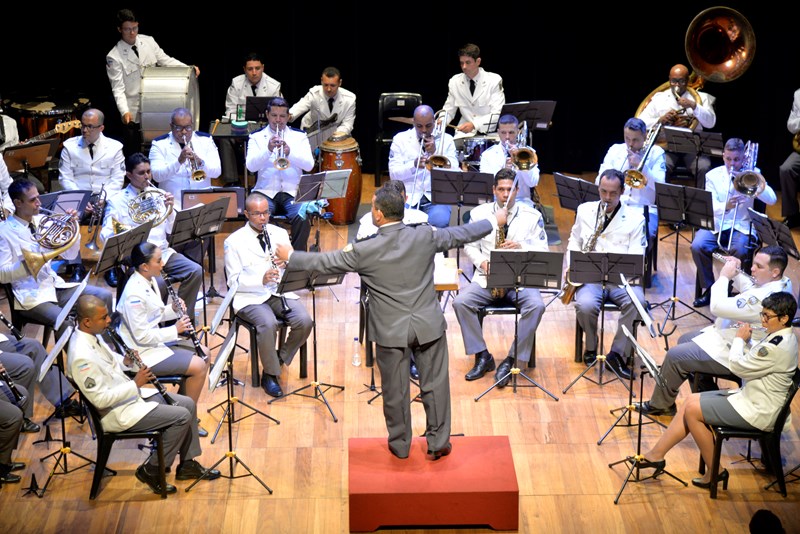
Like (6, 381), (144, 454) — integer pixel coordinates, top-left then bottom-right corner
(560, 201), (607, 305)
(490, 224), (507, 299)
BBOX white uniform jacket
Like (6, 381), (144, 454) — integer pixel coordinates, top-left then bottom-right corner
(246, 125), (314, 198)
(788, 88), (800, 135)
(68, 328), (157, 433)
(356, 207), (428, 240)
(0, 215), (78, 310)
(442, 68), (505, 134)
(567, 201), (646, 268)
(597, 142), (666, 209)
(58, 133), (125, 195)
(728, 327), (798, 432)
(289, 86), (357, 135)
(223, 223), (299, 313)
(388, 128), (459, 207)
(224, 74), (282, 118)
(1, 158), (13, 215)
(466, 202), (548, 288)
(106, 35), (187, 121)
(479, 143), (539, 202)
(149, 131), (221, 209)
(639, 88), (717, 133)
(99, 184), (178, 263)
(705, 164), (776, 235)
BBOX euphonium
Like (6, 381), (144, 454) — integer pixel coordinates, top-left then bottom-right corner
(425, 109), (451, 170)
(560, 201), (607, 305)
(273, 125), (290, 170)
(184, 134), (206, 182)
(624, 123), (662, 189)
(22, 208), (80, 278)
(128, 181), (173, 226)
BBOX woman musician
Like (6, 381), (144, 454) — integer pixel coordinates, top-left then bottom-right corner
(116, 242), (209, 418)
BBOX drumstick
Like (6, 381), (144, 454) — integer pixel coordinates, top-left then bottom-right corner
(211, 119), (220, 135)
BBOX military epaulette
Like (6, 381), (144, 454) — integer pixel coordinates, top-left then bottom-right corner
(769, 336), (783, 345)
(153, 133), (170, 141)
(355, 233), (378, 243)
(194, 131), (211, 138)
(289, 126), (304, 133)
(252, 124), (269, 135)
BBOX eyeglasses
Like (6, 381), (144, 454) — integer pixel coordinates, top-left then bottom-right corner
(247, 211), (269, 218)
(760, 312), (780, 320)
(171, 124), (193, 132)
(81, 124), (102, 130)
(121, 25), (139, 33)
(669, 78), (687, 84)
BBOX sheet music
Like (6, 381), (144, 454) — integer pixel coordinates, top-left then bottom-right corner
(40, 325), (73, 383)
(209, 328), (237, 392)
(55, 274), (90, 330)
(211, 276), (238, 335)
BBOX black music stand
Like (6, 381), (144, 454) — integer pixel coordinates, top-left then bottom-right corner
(651, 182), (714, 345)
(38, 190), (92, 216)
(561, 252), (643, 394)
(553, 172), (600, 212)
(268, 269), (346, 422)
(93, 221), (153, 277)
(748, 208), (800, 260)
(2, 139), (59, 173)
(186, 328), (273, 493)
(474, 250), (563, 402)
(430, 168), (494, 280)
(501, 100), (557, 132)
(664, 126), (724, 189)
(244, 96), (274, 123)
(609, 325), (687, 503)
(169, 197), (229, 327)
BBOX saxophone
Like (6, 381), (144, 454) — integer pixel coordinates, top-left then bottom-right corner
(560, 201), (607, 305)
(490, 224), (507, 299)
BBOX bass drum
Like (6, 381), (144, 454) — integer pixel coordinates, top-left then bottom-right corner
(140, 66), (200, 142)
(321, 134), (362, 225)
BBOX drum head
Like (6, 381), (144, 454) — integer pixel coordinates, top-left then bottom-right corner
(321, 134), (358, 152)
(140, 66), (200, 142)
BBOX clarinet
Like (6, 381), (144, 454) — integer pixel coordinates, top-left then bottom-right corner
(0, 311), (23, 341)
(0, 368), (27, 406)
(105, 326), (177, 406)
(262, 225), (291, 315)
(161, 274), (207, 361)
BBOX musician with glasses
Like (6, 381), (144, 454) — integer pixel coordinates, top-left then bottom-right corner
(779, 88), (800, 228)
(289, 66), (356, 137)
(690, 138), (776, 308)
(442, 43), (505, 136)
(246, 97), (315, 252)
(637, 245), (791, 417)
(388, 105), (458, 229)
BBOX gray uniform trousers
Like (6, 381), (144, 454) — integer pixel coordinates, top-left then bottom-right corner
(574, 283), (645, 356)
(0, 340), (38, 417)
(126, 392), (200, 469)
(648, 330), (731, 410)
(0, 384), (28, 464)
(453, 283), (544, 362)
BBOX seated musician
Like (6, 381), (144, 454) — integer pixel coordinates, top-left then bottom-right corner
(691, 138), (776, 307)
(245, 97), (315, 252)
(223, 192), (312, 398)
(115, 242), (209, 436)
(637, 245), (792, 417)
(388, 105), (458, 229)
(479, 114), (540, 209)
(597, 117), (666, 242)
(288, 66), (356, 137)
(454, 168), (548, 385)
(565, 169), (647, 380)
(99, 153), (202, 319)
(0, 343), (38, 435)
(68, 295), (219, 494)
(442, 43), (505, 136)
(57, 107), (125, 282)
(0, 362), (30, 484)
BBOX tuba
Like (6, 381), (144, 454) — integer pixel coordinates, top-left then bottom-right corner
(128, 181), (173, 226)
(22, 209), (80, 278)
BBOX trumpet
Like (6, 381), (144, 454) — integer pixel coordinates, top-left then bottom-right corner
(624, 123), (662, 189)
(273, 125), (290, 170)
(712, 252), (756, 283)
(183, 134), (206, 182)
(23, 208), (80, 278)
(85, 183), (107, 251)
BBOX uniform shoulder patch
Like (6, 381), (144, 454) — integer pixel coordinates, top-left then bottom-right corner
(736, 298), (746, 308)
(769, 336), (783, 345)
(84, 377), (96, 389)
(153, 133), (170, 141)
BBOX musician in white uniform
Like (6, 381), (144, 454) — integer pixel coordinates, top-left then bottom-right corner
(289, 67), (356, 136)
(106, 9), (197, 156)
(454, 169), (548, 385)
(246, 97), (315, 252)
(356, 180), (427, 240)
(479, 115), (539, 207)
(691, 137), (776, 307)
(149, 108), (221, 209)
(68, 295), (218, 494)
(1, 157), (14, 217)
(566, 169), (647, 379)
(388, 105), (458, 229)
(639, 64), (716, 188)
(442, 43), (505, 135)
(223, 193), (312, 398)
(779, 88), (800, 228)
(99, 153), (202, 324)
(638, 245), (792, 416)
(597, 117), (666, 241)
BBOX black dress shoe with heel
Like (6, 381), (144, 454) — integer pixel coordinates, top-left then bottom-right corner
(692, 468), (729, 490)
(638, 457), (666, 477)
(465, 352), (495, 381)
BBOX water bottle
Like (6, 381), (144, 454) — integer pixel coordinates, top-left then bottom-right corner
(351, 337), (361, 367)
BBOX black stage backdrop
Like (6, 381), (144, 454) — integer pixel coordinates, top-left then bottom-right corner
(2, 2), (798, 187)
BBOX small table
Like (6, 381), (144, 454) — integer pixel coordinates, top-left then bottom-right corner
(209, 120), (261, 190)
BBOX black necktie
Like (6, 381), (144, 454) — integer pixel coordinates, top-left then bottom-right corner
(131, 44), (139, 58)
(257, 232), (267, 252)
(28, 222), (36, 236)
(88, 143), (95, 160)
(328, 97), (335, 112)
(251, 85), (258, 97)
(469, 79), (476, 96)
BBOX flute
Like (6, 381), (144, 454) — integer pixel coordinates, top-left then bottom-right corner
(0, 311), (23, 341)
(0, 367), (27, 406)
(161, 274), (207, 361)
(105, 326), (177, 406)
(712, 252), (756, 283)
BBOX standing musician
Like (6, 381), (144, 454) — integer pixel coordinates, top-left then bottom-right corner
(106, 9), (199, 157)
(0, 362), (29, 484)
(275, 184), (507, 461)
(779, 88), (800, 228)
(638, 64), (716, 188)
(246, 97), (315, 252)
(115, 243), (209, 435)
(479, 115), (540, 208)
(566, 169), (647, 380)
(223, 193), (312, 398)
(454, 169), (548, 385)
(99, 153), (203, 324)
(388, 105), (458, 229)
(638, 246), (792, 417)
(149, 107), (221, 209)
(442, 43), (505, 135)
(597, 117), (666, 242)
(289, 67), (356, 136)
(691, 138), (776, 308)
(68, 295), (219, 494)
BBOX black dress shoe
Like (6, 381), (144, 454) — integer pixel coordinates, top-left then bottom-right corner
(634, 401), (677, 417)
(427, 442), (453, 461)
(465, 352), (495, 381)
(9, 461), (26, 471)
(0, 468), (21, 483)
(261, 373), (283, 397)
(605, 352), (632, 381)
(55, 398), (84, 419)
(692, 468), (729, 490)
(638, 457), (666, 476)
(68, 264), (87, 283)
(135, 464), (177, 494)
(21, 418), (40, 433)
(410, 362), (419, 381)
(197, 419), (208, 438)
(494, 357), (514, 388)
(104, 268), (119, 288)
(175, 459), (221, 481)
(693, 289), (711, 308)
(784, 214), (800, 229)
(583, 351), (597, 366)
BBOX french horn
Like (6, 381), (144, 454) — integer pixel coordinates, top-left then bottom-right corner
(128, 182), (173, 226)
(23, 209), (80, 278)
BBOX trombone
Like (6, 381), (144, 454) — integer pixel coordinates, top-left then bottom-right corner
(717, 141), (764, 253)
(273, 125), (290, 170)
(425, 109), (452, 170)
(507, 121), (538, 171)
(623, 123), (662, 189)
(85, 183), (106, 251)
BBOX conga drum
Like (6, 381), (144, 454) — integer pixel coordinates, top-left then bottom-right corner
(140, 66), (200, 142)
(321, 134), (362, 225)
